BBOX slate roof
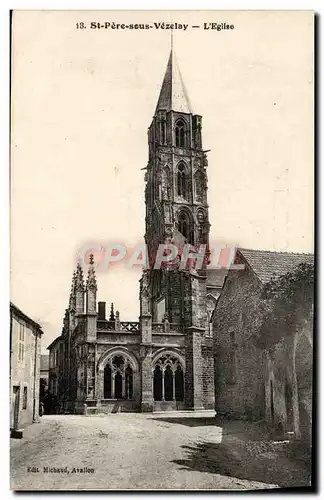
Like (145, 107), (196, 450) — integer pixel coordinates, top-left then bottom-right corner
(238, 248), (314, 285)
(155, 50), (193, 114)
(40, 354), (49, 371)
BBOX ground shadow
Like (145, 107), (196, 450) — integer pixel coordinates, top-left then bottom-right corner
(152, 416), (217, 428)
(167, 417), (311, 489)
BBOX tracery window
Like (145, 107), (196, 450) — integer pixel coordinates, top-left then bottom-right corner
(177, 162), (188, 199)
(175, 120), (186, 147)
(178, 210), (191, 241)
(18, 323), (25, 362)
(103, 355), (133, 400)
(153, 354), (184, 401)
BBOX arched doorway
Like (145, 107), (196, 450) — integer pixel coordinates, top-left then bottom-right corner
(153, 353), (184, 402)
(153, 365), (163, 401)
(164, 366), (173, 401)
(125, 365), (133, 399)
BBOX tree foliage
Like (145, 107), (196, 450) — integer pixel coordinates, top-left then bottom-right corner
(258, 263), (314, 349)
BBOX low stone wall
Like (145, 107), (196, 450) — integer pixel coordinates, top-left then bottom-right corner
(98, 400), (140, 414)
(154, 400), (186, 412)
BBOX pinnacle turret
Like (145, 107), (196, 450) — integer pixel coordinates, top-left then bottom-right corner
(109, 302), (115, 321)
(68, 271), (77, 311)
(86, 253), (97, 290)
(75, 261), (85, 292)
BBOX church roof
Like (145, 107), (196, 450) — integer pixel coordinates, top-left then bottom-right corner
(155, 50), (193, 114)
(238, 248), (314, 285)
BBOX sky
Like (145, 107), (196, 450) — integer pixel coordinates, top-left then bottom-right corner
(10, 10), (314, 352)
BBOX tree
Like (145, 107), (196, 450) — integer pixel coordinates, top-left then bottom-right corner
(258, 263), (314, 350)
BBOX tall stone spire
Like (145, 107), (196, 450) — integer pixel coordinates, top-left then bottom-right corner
(69, 271), (77, 312)
(155, 49), (193, 114)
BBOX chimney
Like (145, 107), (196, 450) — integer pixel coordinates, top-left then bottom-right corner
(98, 301), (106, 320)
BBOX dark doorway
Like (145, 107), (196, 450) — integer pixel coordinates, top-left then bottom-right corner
(270, 380), (274, 422)
(175, 366), (184, 401)
(11, 386), (20, 429)
(164, 366), (173, 401)
(104, 365), (111, 399)
(154, 366), (162, 401)
(125, 366), (133, 399)
(115, 372), (123, 399)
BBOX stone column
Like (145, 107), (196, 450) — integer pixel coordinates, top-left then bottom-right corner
(140, 305), (154, 412)
(161, 370), (165, 401)
(172, 371), (176, 401)
(122, 373), (125, 399)
(97, 368), (104, 400)
(185, 326), (204, 410)
(112, 374), (115, 399)
(140, 345), (154, 412)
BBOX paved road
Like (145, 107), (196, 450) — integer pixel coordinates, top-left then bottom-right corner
(10, 412), (310, 491)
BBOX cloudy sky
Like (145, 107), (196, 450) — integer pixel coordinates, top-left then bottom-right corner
(11, 10), (313, 351)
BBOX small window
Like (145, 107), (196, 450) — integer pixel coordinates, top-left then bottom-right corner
(18, 324), (25, 362)
(23, 386), (27, 409)
(19, 324), (25, 341)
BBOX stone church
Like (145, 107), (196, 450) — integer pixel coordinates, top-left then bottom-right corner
(48, 49), (223, 414)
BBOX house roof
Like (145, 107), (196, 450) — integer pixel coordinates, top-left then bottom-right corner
(155, 49), (193, 114)
(10, 302), (43, 332)
(238, 248), (314, 285)
(40, 354), (49, 371)
(47, 336), (62, 350)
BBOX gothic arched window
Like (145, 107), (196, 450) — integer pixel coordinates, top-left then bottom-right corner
(177, 162), (188, 199)
(175, 120), (186, 147)
(178, 210), (191, 241)
(103, 355), (134, 400)
(153, 354), (184, 402)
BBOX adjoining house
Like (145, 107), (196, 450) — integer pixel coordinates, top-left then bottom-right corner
(10, 303), (43, 438)
(40, 354), (49, 386)
(213, 248), (314, 442)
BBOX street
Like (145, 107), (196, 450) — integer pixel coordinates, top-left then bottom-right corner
(10, 411), (311, 491)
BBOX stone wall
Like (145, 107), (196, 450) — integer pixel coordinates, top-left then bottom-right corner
(295, 322), (313, 442)
(213, 260), (265, 419)
(10, 314), (42, 430)
(264, 320), (313, 441)
(202, 341), (215, 409)
(264, 336), (296, 433)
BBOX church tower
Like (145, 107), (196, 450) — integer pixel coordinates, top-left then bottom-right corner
(141, 48), (213, 410)
(144, 48), (210, 327)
